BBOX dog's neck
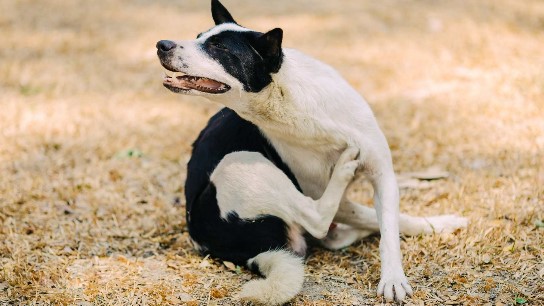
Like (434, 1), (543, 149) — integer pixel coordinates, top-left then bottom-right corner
(243, 80), (328, 147)
(239, 48), (350, 149)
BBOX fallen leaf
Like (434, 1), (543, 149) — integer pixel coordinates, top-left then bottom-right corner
(515, 297), (527, 304)
(404, 167), (449, 180)
(178, 292), (194, 302)
(397, 166), (449, 189)
(397, 176), (433, 189)
(199, 254), (211, 268)
(503, 243), (515, 253)
(223, 261), (236, 271)
(210, 287), (228, 298)
(166, 295), (181, 304)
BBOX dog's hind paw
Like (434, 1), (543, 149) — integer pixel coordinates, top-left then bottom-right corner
(424, 214), (468, 234)
(333, 146), (360, 182)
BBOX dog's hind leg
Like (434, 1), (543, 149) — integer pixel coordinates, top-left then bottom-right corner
(210, 147), (359, 305)
(321, 201), (467, 250)
(333, 200), (468, 236)
(211, 146), (360, 240)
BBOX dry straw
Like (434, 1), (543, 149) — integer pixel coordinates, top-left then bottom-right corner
(1, 0), (543, 305)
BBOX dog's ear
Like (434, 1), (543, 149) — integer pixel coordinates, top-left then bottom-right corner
(211, 0), (236, 25)
(253, 28), (283, 73)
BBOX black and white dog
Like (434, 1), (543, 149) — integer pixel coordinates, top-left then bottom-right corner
(157, 1), (467, 304)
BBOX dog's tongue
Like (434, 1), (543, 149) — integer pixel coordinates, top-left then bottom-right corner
(194, 77), (224, 90)
(174, 76), (225, 91)
(164, 74), (229, 93)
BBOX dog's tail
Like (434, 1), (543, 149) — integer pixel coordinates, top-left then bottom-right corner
(239, 249), (304, 305)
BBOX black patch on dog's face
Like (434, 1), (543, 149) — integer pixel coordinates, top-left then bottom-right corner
(200, 29), (283, 93)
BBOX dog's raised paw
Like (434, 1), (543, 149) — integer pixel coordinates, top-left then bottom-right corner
(339, 146), (360, 162)
(333, 147), (360, 181)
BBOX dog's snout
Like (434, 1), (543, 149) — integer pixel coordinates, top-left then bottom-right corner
(156, 40), (177, 52)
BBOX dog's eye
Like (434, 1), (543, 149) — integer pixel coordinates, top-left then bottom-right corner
(210, 42), (228, 51)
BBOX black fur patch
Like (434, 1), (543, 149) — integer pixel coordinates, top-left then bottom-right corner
(200, 30), (283, 92)
(185, 108), (300, 265)
(247, 258), (264, 276)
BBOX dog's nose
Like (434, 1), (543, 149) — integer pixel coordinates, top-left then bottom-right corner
(156, 40), (176, 52)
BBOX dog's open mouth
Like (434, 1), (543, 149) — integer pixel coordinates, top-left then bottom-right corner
(163, 70), (230, 94)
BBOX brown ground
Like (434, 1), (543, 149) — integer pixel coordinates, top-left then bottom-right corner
(1, 0), (543, 305)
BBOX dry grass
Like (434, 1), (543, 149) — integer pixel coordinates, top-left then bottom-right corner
(1, 0), (543, 305)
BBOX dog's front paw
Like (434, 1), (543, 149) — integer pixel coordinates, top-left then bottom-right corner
(377, 273), (413, 303)
(425, 214), (468, 234)
(333, 146), (360, 182)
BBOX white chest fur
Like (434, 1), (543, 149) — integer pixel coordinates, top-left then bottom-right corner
(266, 138), (343, 200)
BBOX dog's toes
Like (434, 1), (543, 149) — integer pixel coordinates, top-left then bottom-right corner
(335, 160), (359, 181)
(426, 215), (469, 233)
(343, 160), (359, 173)
(333, 147), (360, 181)
(403, 281), (413, 297)
(394, 283), (406, 302)
(338, 146), (360, 164)
(377, 273), (412, 303)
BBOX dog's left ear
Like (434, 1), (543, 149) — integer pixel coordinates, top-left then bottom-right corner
(253, 28), (283, 73)
(211, 0), (237, 25)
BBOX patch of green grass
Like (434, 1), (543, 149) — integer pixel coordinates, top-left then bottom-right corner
(515, 297), (528, 304)
(19, 84), (42, 96)
(115, 149), (144, 158)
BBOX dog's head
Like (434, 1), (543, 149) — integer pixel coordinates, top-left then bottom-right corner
(157, 0), (283, 104)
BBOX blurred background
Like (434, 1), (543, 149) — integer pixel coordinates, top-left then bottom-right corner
(0, 0), (543, 304)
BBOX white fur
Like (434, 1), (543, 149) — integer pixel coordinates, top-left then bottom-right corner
(166, 25), (469, 303)
(239, 250), (304, 306)
(197, 23), (250, 40)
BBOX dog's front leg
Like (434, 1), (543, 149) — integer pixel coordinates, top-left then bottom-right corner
(360, 150), (412, 302)
(372, 170), (412, 302)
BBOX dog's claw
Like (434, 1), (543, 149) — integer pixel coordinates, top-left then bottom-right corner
(377, 274), (412, 302)
(403, 281), (414, 297)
